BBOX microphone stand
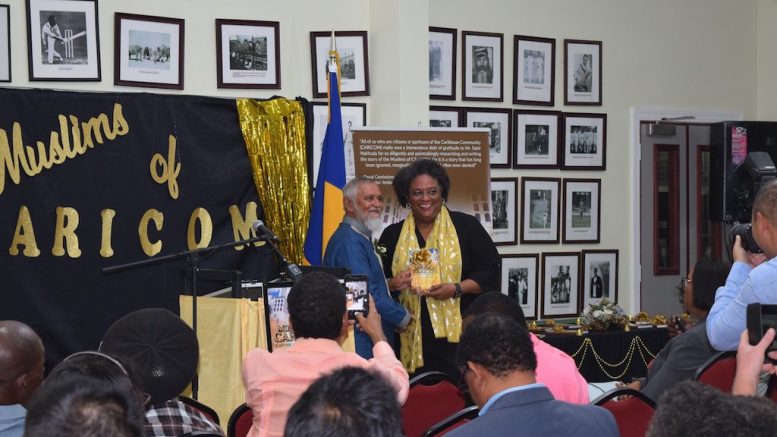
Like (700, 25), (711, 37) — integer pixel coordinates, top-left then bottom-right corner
(103, 234), (268, 399)
(258, 233), (303, 282)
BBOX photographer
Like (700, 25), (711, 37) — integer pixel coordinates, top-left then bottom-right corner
(706, 180), (777, 351)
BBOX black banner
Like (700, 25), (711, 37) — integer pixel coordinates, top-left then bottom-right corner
(0, 88), (277, 366)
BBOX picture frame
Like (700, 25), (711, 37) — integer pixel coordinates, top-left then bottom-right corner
(216, 19), (280, 89)
(564, 39), (602, 105)
(263, 281), (296, 352)
(115, 13), (184, 89)
(26, 0), (100, 81)
(563, 179), (601, 243)
(0, 4), (9, 82)
(521, 177), (560, 244)
(462, 31), (503, 101)
(310, 101), (366, 185)
(310, 31), (369, 98)
(541, 252), (581, 319)
(501, 254), (539, 320)
(464, 107), (512, 168)
(490, 177), (518, 245)
(429, 26), (457, 100)
(513, 35), (555, 106)
(429, 106), (462, 128)
(562, 112), (607, 170)
(513, 109), (561, 169)
(581, 249), (619, 309)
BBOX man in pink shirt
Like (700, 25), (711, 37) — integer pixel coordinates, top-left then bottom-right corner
(462, 292), (589, 404)
(241, 272), (409, 437)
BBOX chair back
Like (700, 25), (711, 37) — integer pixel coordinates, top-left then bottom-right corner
(402, 371), (466, 437)
(227, 403), (253, 437)
(694, 350), (737, 393)
(424, 405), (479, 437)
(592, 388), (656, 437)
(178, 396), (221, 426)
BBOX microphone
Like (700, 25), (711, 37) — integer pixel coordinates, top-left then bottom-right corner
(253, 220), (280, 242)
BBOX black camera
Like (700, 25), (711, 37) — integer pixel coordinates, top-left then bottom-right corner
(747, 303), (777, 350)
(730, 223), (763, 253)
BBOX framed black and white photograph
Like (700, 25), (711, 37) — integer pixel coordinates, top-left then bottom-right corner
(562, 112), (606, 170)
(462, 31), (503, 101)
(513, 110), (560, 169)
(513, 35), (554, 106)
(429, 26), (456, 100)
(115, 13), (184, 89)
(26, 0), (100, 81)
(310, 102), (366, 185)
(501, 254), (539, 319)
(0, 4), (9, 82)
(521, 177), (560, 244)
(429, 106), (461, 128)
(490, 177), (517, 245)
(464, 107), (511, 168)
(564, 39), (602, 105)
(310, 31), (369, 98)
(216, 19), (280, 89)
(541, 252), (580, 319)
(563, 179), (601, 244)
(581, 250), (618, 308)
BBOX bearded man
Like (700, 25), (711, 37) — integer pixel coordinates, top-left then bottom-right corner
(324, 177), (411, 358)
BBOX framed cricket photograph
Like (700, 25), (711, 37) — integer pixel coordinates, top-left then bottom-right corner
(562, 112), (607, 170)
(429, 26), (457, 100)
(462, 31), (503, 101)
(310, 101), (366, 185)
(541, 252), (580, 319)
(310, 31), (369, 98)
(216, 19), (280, 89)
(115, 13), (184, 89)
(490, 177), (518, 245)
(464, 107), (512, 168)
(521, 177), (560, 244)
(513, 35), (555, 106)
(564, 39), (602, 105)
(513, 110), (560, 169)
(581, 249), (618, 308)
(429, 106), (462, 128)
(26, 0), (100, 81)
(563, 179), (601, 243)
(501, 254), (539, 320)
(0, 4), (9, 82)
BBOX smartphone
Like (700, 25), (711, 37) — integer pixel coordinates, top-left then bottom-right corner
(344, 274), (369, 320)
(746, 303), (777, 350)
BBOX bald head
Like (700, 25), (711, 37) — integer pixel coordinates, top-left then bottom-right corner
(753, 179), (777, 227)
(0, 320), (45, 405)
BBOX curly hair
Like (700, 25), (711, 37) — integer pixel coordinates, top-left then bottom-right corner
(392, 159), (450, 207)
(455, 314), (536, 377)
(691, 258), (731, 312)
(287, 272), (346, 340)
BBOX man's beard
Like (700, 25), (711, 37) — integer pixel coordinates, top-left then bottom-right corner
(357, 209), (383, 234)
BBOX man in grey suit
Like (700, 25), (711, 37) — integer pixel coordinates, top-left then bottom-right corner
(447, 315), (618, 437)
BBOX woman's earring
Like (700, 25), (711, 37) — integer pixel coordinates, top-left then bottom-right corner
(405, 203), (411, 209)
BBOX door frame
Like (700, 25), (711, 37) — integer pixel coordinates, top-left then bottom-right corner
(629, 106), (742, 314)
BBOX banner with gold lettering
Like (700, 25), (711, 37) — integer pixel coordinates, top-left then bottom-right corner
(0, 88), (278, 366)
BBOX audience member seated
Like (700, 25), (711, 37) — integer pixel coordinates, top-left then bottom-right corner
(284, 367), (403, 437)
(0, 321), (45, 437)
(447, 315), (618, 437)
(461, 292), (589, 403)
(646, 380), (777, 437)
(99, 308), (224, 437)
(241, 271), (409, 437)
(23, 375), (144, 437)
(621, 258), (730, 402)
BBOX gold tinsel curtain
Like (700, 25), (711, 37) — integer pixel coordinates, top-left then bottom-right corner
(236, 98), (309, 264)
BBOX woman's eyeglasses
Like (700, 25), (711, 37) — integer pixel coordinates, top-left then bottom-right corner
(410, 188), (440, 199)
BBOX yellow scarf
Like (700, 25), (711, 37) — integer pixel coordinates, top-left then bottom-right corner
(393, 206), (462, 373)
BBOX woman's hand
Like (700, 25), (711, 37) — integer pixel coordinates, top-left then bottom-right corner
(388, 269), (412, 292)
(427, 283), (457, 300)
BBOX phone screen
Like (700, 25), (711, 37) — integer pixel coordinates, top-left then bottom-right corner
(344, 275), (369, 319)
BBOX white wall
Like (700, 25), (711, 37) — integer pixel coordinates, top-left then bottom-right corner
(4, 0), (767, 312)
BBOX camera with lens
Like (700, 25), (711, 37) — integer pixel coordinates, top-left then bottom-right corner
(729, 223), (763, 253)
